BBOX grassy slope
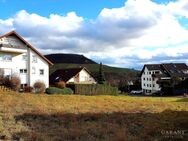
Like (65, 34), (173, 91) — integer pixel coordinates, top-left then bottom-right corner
(0, 93), (187, 141)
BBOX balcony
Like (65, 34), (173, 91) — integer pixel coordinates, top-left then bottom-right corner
(0, 43), (27, 53)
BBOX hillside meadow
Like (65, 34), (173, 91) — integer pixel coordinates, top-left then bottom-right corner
(0, 92), (187, 141)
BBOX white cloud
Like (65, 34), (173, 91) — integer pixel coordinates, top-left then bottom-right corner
(168, 0), (188, 18)
(0, 0), (188, 69)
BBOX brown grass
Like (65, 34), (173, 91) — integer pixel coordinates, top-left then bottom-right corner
(0, 93), (187, 141)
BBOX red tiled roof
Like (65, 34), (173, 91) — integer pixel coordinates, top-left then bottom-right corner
(0, 31), (53, 65)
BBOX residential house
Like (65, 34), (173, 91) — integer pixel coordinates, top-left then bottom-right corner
(50, 67), (96, 85)
(141, 63), (188, 95)
(0, 31), (53, 88)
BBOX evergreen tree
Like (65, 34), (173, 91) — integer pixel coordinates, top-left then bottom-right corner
(98, 62), (106, 84)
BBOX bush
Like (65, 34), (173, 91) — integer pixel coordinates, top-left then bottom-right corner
(0, 69), (4, 85)
(33, 81), (46, 94)
(74, 84), (118, 95)
(10, 75), (21, 91)
(46, 87), (73, 95)
(56, 81), (66, 88)
(3, 75), (21, 91)
(24, 86), (33, 93)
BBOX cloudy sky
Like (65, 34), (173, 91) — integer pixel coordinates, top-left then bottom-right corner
(1, 0), (188, 69)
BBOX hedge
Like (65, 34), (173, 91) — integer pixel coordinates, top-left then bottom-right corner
(70, 84), (118, 95)
(46, 87), (73, 94)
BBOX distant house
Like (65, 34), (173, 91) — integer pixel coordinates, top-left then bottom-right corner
(141, 63), (188, 95)
(0, 31), (53, 88)
(50, 67), (96, 85)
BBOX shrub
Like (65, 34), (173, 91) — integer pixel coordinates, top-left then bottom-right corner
(10, 75), (21, 91)
(0, 69), (4, 85)
(24, 86), (33, 93)
(33, 81), (46, 94)
(3, 75), (21, 91)
(56, 81), (66, 88)
(74, 84), (118, 95)
(46, 87), (73, 94)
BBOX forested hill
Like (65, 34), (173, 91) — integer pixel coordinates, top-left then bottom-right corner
(45, 53), (140, 88)
(45, 54), (97, 64)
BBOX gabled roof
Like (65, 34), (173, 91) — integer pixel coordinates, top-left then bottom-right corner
(140, 64), (164, 76)
(162, 63), (188, 77)
(0, 31), (53, 65)
(141, 63), (188, 78)
(50, 67), (94, 83)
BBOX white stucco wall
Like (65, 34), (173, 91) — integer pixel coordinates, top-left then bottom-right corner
(67, 69), (96, 84)
(28, 49), (49, 88)
(0, 35), (50, 88)
(141, 67), (161, 94)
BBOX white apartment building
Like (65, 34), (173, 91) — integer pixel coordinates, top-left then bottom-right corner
(0, 31), (53, 88)
(141, 63), (188, 95)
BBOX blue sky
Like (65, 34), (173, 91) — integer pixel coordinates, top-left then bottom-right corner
(0, 0), (188, 69)
(0, 0), (175, 19)
(0, 0), (125, 19)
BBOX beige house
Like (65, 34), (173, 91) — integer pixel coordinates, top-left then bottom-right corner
(50, 67), (96, 84)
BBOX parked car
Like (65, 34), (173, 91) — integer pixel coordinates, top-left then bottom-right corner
(129, 90), (143, 95)
(152, 91), (164, 96)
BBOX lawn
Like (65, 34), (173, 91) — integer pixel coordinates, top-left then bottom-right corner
(0, 93), (187, 141)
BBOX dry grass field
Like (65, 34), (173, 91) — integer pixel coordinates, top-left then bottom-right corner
(0, 92), (187, 141)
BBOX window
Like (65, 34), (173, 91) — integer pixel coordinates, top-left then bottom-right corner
(20, 69), (27, 74)
(144, 83), (145, 86)
(22, 55), (27, 61)
(155, 71), (160, 74)
(0, 54), (12, 61)
(150, 84), (152, 87)
(39, 69), (44, 75)
(147, 78), (148, 81)
(143, 78), (145, 80)
(149, 78), (151, 81)
(21, 84), (27, 89)
(149, 71), (151, 74)
(153, 78), (155, 81)
(32, 55), (37, 63)
(153, 84), (155, 87)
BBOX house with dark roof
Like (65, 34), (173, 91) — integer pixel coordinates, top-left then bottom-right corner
(141, 63), (188, 95)
(0, 31), (53, 88)
(50, 67), (96, 85)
